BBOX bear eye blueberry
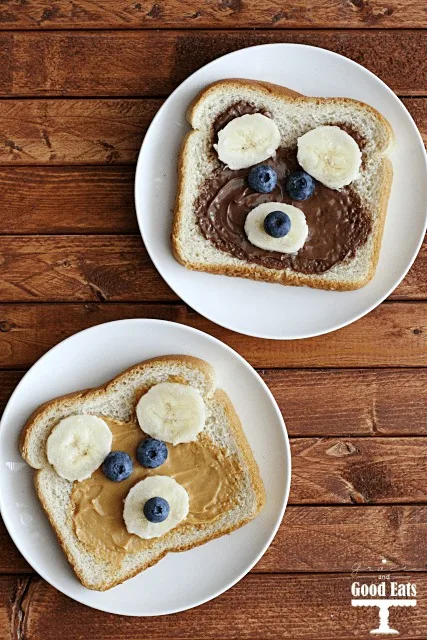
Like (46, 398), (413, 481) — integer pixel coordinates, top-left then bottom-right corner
(137, 438), (168, 468)
(102, 451), (133, 482)
(248, 165), (277, 193)
(143, 496), (170, 523)
(264, 211), (291, 238)
(285, 170), (315, 201)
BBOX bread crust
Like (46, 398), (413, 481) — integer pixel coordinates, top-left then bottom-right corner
(20, 355), (215, 466)
(21, 355), (265, 591)
(172, 78), (394, 291)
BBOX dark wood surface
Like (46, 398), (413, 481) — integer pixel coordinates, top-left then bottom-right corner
(1, 0), (426, 29)
(0, 98), (425, 165)
(0, 31), (426, 96)
(0, 3), (426, 638)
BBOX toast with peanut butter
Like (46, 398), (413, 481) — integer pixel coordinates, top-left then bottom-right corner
(172, 79), (394, 291)
(20, 355), (265, 591)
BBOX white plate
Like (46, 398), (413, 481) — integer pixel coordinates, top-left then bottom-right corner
(135, 43), (427, 339)
(0, 319), (290, 616)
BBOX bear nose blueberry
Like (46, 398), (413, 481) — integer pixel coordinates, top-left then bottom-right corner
(264, 211), (292, 238)
(143, 497), (170, 523)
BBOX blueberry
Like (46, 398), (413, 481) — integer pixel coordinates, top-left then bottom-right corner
(264, 211), (291, 239)
(143, 497), (170, 523)
(102, 451), (133, 482)
(285, 170), (315, 201)
(137, 438), (168, 468)
(248, 165), (277, 193)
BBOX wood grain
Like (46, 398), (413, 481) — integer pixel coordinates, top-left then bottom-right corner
(0, 31), (426, 97)
(0, 236), (174, 302)
(0, 236), (424, 301)
(0, 100), (163, 165)
(0, 302), (426, 369)
(0, 521), (30, 573)
(0, 167), (136, 234)
(0, 98), (424, 166)
(0, 577), (15, 640)
(0, 371), (23, 415)
(3, 505), (427, 574)
(6, 573), (426, 639)
(1, 369), (427, 437)
(290, 437), (427, 504)
(262, 369), (427, 437)
(1, 0), (426, 29)
(393, 242), (427, 300)
(0, 10), (425, 637)
(268, 505), (427, 572)
(403, 98), (427, 145)
(3, 167), (427, 275)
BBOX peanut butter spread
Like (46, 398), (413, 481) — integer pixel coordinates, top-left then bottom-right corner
(71, 417), (241, 564)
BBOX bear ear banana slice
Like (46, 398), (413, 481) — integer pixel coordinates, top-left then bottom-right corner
(46, 415), (112, 482)
(297, 125), (362, 190)
(136, 382), (206, 445)
(214, 113), (281, 170)
(123, 476), (189, 539)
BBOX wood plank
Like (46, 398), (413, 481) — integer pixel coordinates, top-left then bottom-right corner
(0, 576), (16, 640)
(0, 302), (426, 369)
(0, 370), (23, 415)
(0, 236), (174, 302)
(267, 505), (427, 572)
(262, 369), (427, 437)
(0, 521), (30, 573)
(0, 236), (424, 302)
(393, 242), (427, 300)
(0, 31), (426, 97)
(290, 437), (427, 504)
(403, 98), (427, 146)
(1, 0), (426, 29)
(3, 505), (427, 575)
(0, 99), (162, 165)
(14, 573), (427, 639)
(1, 369), (427, 437)
(1, 165), (426, 288)
(0, 97), (424, 166)
(0, 167), (136, 234)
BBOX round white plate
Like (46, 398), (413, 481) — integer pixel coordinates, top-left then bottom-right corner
(0, 319), (290, 616)
(135, 43), (427, 339)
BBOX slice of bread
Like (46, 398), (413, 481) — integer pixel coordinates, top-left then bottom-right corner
(172, 79), (394, 290)
(20, 355), (265, 591)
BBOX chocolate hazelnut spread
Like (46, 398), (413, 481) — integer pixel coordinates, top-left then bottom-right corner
(198, 103), (371, 275)
(334, 124), (366, 153)
(213, 101), (271, 137)
(71, 418), (241, 565)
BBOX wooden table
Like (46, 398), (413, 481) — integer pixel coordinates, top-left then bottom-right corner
(0, 2), (426, 638)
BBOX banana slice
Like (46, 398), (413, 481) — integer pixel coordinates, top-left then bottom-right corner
(136, 382), (206, 445)
(214, 113), (281, 170)
(46, 415), (112, 482)
(245, 202), (308, 254)
(297, 125), (361, 190)
(123, 476), (189, 539)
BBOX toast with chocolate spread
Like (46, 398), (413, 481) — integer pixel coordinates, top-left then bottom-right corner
(20, 356), (265, 591)
(172, 79), (394, 290)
